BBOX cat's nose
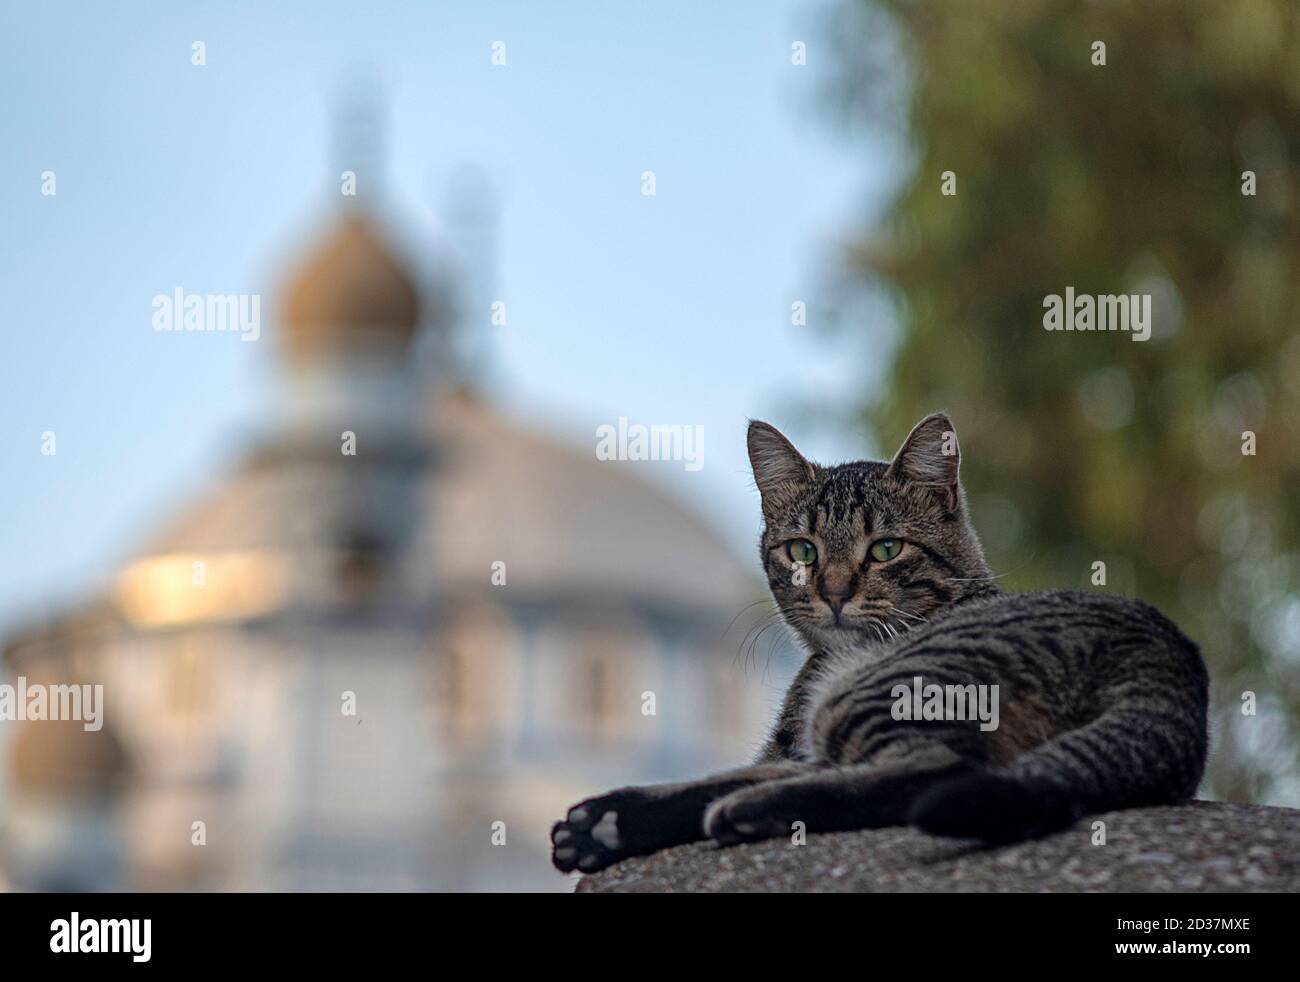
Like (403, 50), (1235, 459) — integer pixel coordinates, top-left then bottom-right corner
(819, 569), (856, 613)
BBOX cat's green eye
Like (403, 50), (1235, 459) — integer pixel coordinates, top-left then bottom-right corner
(869, 538), (903, 563)
(787, 539), (817, 566)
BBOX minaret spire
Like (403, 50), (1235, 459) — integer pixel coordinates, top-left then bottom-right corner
(331, 70), (386, 205)
(439, 166), (499, 387)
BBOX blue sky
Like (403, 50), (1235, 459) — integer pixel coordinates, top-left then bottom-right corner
(0, 1), (903, 629)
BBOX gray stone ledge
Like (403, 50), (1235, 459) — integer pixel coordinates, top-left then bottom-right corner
(577, 801), (1299, 893)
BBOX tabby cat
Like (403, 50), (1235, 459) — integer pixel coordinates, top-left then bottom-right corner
(551, 414), (1209, 873)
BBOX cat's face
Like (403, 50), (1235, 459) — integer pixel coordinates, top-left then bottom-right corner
(748, 413), (996, 655)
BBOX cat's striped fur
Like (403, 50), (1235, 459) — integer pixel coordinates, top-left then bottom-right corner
(551, 414), (1209, 873)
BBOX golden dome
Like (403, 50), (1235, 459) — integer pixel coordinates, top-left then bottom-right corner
(280, 211), (420, 358)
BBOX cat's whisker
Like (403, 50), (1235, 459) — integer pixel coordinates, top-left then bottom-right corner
(739, 611), (784, 676)
(890, 605), (928, 624)
(755, 617), (791, 673)
(887, 604), (930, 635)
(720, 598), (780, 643)
(734, 610), (781, 675)
(864, 617), (885, 643)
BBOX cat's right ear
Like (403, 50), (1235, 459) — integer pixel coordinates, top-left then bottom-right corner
(748, 421), (814, 518)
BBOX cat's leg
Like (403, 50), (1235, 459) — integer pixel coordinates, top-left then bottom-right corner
(551, 761), (815, 873)
(702, 744), (972, 845)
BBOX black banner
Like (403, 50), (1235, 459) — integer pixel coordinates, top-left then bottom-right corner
(0, 891), (1287, 969)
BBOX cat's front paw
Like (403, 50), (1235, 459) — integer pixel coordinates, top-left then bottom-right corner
(550, 792), (634, 874)
(702, 786), (791, 846)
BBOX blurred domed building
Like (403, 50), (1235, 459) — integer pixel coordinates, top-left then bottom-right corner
(1, 193), (784, 891)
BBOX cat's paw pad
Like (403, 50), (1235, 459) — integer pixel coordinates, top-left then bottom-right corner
(551, 794), (631, 873)
(702, 788), (790, 846)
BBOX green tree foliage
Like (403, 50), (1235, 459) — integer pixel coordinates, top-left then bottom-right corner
(828, 0), (1300, 804)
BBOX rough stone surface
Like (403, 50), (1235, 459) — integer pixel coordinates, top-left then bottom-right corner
(576, 801), (1299, 893)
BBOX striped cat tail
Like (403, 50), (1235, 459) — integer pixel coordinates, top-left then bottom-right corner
(906, 770), (1078, 843)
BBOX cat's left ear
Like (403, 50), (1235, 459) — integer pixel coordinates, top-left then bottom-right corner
(887, 413), (961, 511)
